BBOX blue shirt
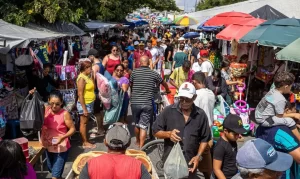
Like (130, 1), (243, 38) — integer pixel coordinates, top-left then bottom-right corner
(256, 125), (300, 179)
(128, 54), (134, 70)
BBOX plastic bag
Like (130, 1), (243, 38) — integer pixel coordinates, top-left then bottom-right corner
(20, 92), (45, 136)
(164, 143), (189, 179)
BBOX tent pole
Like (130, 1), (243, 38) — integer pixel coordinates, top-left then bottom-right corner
(285, 61), (288, 71)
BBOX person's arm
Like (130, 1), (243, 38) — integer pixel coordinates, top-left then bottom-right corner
(79, 164), (90, 179)
(55, 111), (76, 145)
(46, 75), (59, 88)
(161, 80), (171, 93)
(169, 69), (179, 89)
(220, 79), (228, 98)
(189, 142), (207, 172)
(102, 55), (108, 67)
(226, 80), (240, 86)
(92, 65), (100, 80)
(172, 57), (176, 71)
(167, 50), (172, 62)
(77, 78), (88, 116)
(213, 144), (226, 179)
(206, 77), (216, 92)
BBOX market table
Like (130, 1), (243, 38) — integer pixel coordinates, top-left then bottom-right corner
(28, 141), (47, 173)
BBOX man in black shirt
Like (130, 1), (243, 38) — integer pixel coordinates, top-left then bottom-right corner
(191, 41), (199, 65)
(212, 114), (247, 179)
(153, 82), (211, 178)
(164, 39), (173, 62)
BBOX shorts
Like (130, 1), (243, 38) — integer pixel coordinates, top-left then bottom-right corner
(131, 104), (153, 130)
(198, 144), (213, 173)
(77, 101), (94, 115)
(46, 150), (69, 178)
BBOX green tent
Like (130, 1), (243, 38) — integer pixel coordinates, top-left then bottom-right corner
(276, 38), (300, 63)
(159, 17), (169, 22)
(239, 18), (300, 48)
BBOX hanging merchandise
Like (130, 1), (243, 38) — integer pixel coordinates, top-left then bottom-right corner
(20, 91), (45, 136)
(81, 36), (93, 57)
(60, 89), (76, 112)
(0, 93), (19, 120)
(36, 44), (49, 64)
(73, 38), (83, 51)
(231, 39), (238, 56)
(0, 78), (3, 89)
(15, 55), (33, 67)
(0, 107), (6, 138)
(68, 39), (74, 57)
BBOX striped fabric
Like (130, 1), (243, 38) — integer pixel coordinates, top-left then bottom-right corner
(130, 67), (163, 106)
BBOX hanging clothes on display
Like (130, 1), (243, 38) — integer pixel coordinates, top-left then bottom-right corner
(230, 39), (238, 56)
(59, 89), (76, 112)
(36, 45), (50, 64)
(0, 106), (6, 138)
(222, 40), (228, 56)
(0, 93), (18, 120)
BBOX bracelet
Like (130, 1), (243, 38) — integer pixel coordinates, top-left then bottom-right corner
(196, 154), (203, 161)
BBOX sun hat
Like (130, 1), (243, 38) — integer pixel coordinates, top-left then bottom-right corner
(178, 82), (196, 99)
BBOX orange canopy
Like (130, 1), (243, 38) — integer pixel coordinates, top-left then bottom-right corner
(204, 12), (254, 27)
(216, 18), (266, 41)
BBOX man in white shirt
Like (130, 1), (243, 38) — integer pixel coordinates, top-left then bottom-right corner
(200, 50), (213, 77)
(146, 40), (159, 70)
(192, 58), (202, 72)
(192, 71), (215, 179)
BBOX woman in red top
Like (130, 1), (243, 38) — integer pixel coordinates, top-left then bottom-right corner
(103, 45), (121, 75)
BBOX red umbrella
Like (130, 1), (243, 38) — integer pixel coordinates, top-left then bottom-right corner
(204, 12), (254, 27)
(216, 18), (266, 41)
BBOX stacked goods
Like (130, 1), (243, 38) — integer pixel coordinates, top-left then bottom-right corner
(72, 149), (152, 175)
(230, 63), (247, 78)
(13, 137), (29, 162)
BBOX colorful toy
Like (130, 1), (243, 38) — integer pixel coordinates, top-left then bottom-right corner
(232, 83), (256, 136)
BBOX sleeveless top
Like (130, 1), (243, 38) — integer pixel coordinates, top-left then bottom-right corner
(87, 154), (142, 179)
(41, 107), (70, 153)
(106, 55), (121, 75)
(77, 73), (96, 104)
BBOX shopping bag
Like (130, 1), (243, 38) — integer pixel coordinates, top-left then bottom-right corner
(20, 91), (45, 136)
(103, 90), (124, 125)
(164, 142), (189, 179)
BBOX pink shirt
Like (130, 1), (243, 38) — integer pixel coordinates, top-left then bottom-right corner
(41, 108), (70, 153)
(133, 50), (152, 68)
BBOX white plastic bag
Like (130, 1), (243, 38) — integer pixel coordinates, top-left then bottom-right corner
(164, 143), (189, 179)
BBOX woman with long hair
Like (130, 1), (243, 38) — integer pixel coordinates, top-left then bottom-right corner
(102, 45), (121, 75)
(0, 140), (37, 179)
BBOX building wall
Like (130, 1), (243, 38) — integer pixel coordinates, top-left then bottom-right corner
(188, 0), (300, 22)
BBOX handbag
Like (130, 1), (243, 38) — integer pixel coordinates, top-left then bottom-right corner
(15, 55), (33, 66)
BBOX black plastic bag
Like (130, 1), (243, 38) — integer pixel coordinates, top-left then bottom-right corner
(20, 91), (45, 136)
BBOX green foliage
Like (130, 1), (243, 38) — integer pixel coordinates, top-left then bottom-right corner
(0, 0), (179, 26)
(196, 0), (247, 11)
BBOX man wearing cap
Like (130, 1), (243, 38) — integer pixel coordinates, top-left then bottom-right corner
(200, 50), (214, 77)
(133, 42), (153, 69)
(133, 41), (140, 51)
(212, 114), (247, 179)
(79, 123), (151, 179)
(232, 138), (293, 179)
(125, 46), (135, 70)
(153, 82), (211, 179)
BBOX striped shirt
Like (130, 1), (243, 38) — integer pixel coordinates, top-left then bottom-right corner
(130, 66), (163, 106)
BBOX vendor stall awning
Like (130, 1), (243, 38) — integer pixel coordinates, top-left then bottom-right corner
(276, 38), (300, 63)
(250, 5), (288, 20)
(0, 19), (66, 54)
(204, 12), (254, 27)
(239, 18), (300, 48)
(216, 18), (265, 41)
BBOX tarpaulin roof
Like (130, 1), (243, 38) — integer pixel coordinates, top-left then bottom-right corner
(25, 21), (85, 36)
(239, 18), (300, 48)
(204, 12), (254, 27)
(216, 18), (266, 41)
(250, 5), (288, 20)
(0, 19), (66, 54)
(276, 38), (300, 63)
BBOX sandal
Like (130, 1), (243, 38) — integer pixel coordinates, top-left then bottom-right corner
(82, 144), (97, 149)
(90, 131), (105, 138)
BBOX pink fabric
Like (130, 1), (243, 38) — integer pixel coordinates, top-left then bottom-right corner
(41, 108), (70, 153)
(133, 50), (152, 68)
(187, 70), (195, 83)
(0, 163), (37, 179)
(96, 73), (111, 110)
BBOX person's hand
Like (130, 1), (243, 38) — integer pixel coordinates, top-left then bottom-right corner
(237, 81), (243, 85)
(53, 137), (64, 146)
(293, 113), (300, 120)
(169, 129), (181, 142)
(83, 109), (89, 117)
(189, 156), (200, 172)
(29, 88), (36, 95)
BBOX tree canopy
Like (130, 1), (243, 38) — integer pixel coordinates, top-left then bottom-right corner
(0, 0), (179, 26)
(196, 0), (247, 11)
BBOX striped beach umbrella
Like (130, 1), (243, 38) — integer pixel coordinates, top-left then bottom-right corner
(174, 16), (198, 26)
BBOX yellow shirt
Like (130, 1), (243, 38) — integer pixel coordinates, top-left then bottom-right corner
(77, 73), (96, 104)
(170, 67), (188, 97)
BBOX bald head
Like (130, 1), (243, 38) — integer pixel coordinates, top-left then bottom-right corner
(140, 55), (150, 67)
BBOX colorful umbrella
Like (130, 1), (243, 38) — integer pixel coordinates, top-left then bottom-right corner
(183, 32), (200, 39)
(276, 38), (300, 63)
(204, 12), (254, 27)
(160, 17), (169, 22)
(216, 18), (266, 41)
(174, 16), (198, 26)
(240, 18), (300, 48)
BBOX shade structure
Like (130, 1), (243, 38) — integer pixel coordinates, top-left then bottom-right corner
(197, 18), (223, 31)
(160, 17), (169, 22)
(183, 32), (200, 39)
(250, 5), (288, 20)
(204, 12), (254, 27)
(276, 38), (300, 63)
(239, 18), (300, 48)
(216, 18), (266, 41)
(174, 16), (198, 26)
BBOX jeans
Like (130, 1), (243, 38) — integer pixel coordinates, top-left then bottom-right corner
(46, 150), (69, 178)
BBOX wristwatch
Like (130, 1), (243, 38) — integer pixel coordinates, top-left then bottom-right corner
(196, 154), (203, 161)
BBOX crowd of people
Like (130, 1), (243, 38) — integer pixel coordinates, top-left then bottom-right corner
(0, 27), (300, 179)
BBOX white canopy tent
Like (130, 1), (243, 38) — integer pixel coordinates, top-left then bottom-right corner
(0, 20), (66, 54)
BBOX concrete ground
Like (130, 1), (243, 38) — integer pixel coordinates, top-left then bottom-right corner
(36, 108), (255, 179)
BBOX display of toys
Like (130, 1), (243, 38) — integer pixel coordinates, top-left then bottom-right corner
(255, 68), (274, 82)
(230, 63), (248, 78)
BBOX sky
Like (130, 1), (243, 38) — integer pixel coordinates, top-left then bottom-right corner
(176, 0), (198, 12)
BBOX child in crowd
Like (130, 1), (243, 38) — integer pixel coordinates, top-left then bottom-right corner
(122, 58), (132, 79)
(255, 72), (300, 141)
(212, 114), (247, 179)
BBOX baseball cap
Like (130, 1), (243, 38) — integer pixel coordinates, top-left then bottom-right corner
(133, 41), (139, 46)
(139, 42), (145, 46)
(178, 82), (196, 99)
(125, 46), (135, 51)
(178, 37), (185, 41)
(105, 123), (131, 150)
(200, 50), (209, 57)
(110, 42), (117, 46)
(88, 49), (99, 57)
(223, 114), (247, 134)
(237, 138), (293, 172)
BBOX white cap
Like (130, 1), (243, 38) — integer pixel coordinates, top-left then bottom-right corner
(178, 82), (196, 99)
(178, 37), (185, 41)
(133, 41), (139, 46)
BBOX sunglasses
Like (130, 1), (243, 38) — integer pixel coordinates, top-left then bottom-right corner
(112, 49), (119, 52)
(49, 102), (62, 106)
(179, 97), (193, 103)
(116, 69), (124, 72)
